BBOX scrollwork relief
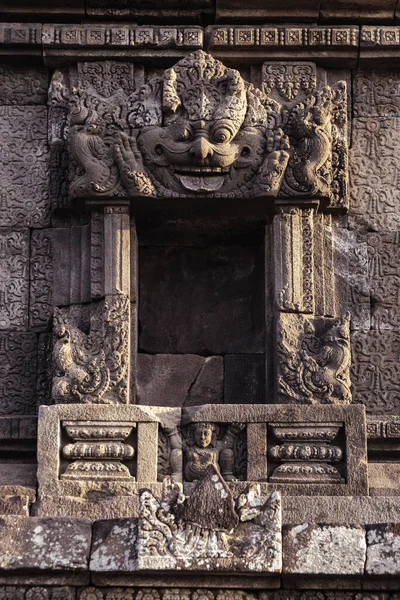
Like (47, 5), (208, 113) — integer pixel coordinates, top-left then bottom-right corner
(276, 313), (352, 405)
(52, 295), (129, 404)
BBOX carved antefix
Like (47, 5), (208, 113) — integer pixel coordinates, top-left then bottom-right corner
(276, 312), (352, 405)
(59, 52), (348, 205)
(52, 295), (130, 404)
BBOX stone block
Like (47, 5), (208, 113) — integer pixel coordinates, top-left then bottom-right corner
(139, 246), (264, 354)
(216, 0), (320, 21)
(367, 232), (400, 330)
(35, 496), (140, 521)
(321, 0), (398, 23)
(182, 404), (368, 496)
(366, 524), (400, 574)
(37, 405), (179, 515)
(90, 472), (282, 574)
(0, 106), (49, 228)
(0, 65), (48, 105)
(0, 229), (29, 331)
(0, 333), (37, 415)
(354, 71), (400, 117)
(224, 354), (265, 404)
(51, 226), (91, 307)
(275, 313), (351, 405)
(86, 0), (213, 21)
(90, 519), (138, 572)
(282, 523), (366, 574)
(349, 118), (400, 231)
(30, 230), (53, 330)
(0, 495), (29, 516)
(351, 330), (400, 414)
(272, 207), (314, 314)
(0, 516), (91, 571)
(334, 227), (370, 330)
(137, 354), (223, 406)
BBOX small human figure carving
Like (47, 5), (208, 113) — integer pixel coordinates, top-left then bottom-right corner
(164, 421), (245, 483)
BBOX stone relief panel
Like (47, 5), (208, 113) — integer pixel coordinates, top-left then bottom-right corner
(0, 106), (50, 228)
(351, 330), (400, 415)
(30, 229), (53, 331)
(349, 118), (400, 231)
(354, 70), (400, 117)
(53, 51), (348, 205)
(276, 313), (352, 405)
(52, 296), (130, 404)
(368, 232), (400, 331)
(0, 229), (29, 331)
(138, 470), (282, 573)
(0, 65), (48, 105)
(0, 333), (37, 415)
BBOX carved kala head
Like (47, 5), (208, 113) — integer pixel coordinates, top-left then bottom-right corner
(127, 50), (282, 196)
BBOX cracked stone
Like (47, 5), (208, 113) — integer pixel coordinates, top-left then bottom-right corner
(136, 354), (223, 406)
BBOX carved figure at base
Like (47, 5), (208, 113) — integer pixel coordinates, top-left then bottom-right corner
(164, 421), (244, 483)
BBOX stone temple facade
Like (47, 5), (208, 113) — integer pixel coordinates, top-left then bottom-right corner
(0, 0), (400, 598)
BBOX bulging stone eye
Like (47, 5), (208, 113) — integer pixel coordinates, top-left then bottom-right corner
(178, 128), (192, 141)
(212, 127), (232, 144)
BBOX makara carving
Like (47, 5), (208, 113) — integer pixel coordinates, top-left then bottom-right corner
(276, 313), (352, 405)
(138, 466), (282, 572)
(52, 295), (129, 404)
(59, 52), (348, 205)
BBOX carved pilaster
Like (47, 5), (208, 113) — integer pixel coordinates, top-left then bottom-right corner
(272, 206), (315, 314)
(104, 205), (130, 296)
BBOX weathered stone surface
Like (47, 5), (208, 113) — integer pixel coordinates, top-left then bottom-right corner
(65, 50), (347, 207)
(276, 312), (352, 405)
(0, 333), (37, 415)
(224, 355), (265, 405)
(0, 106), (49, 228)
(35, 496), (140, 521)
(367, 232), (400, 330)
(137, 354), (223, 407)
(52, 296), (130, 405)
(183, 404), (368, 496)
(139, 245), (264, 354)
(0, 65), (48, 105)
(334, 227), (370, 330)
(0, 229), (29, 331)
(90, 519), (138, 572)
(282, 523), (366, 574)
(0, 517), (91, 571)
(37, 405), (169, 507)
(272, 207), (314, 313)
(366, 524), (400, 575)
(354, 71), (400, 117)
(349, 118), (400, 231)
(52, 226), (91, 308)
(112, 472), (282, 573)
(351, 330), (400, 414)
(274, 495), (400, 526)
(0, 495), (29, 516)
(86, 0), (213, 21)
(207, 26), (359, 67)
(30, 230), (53, 331)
